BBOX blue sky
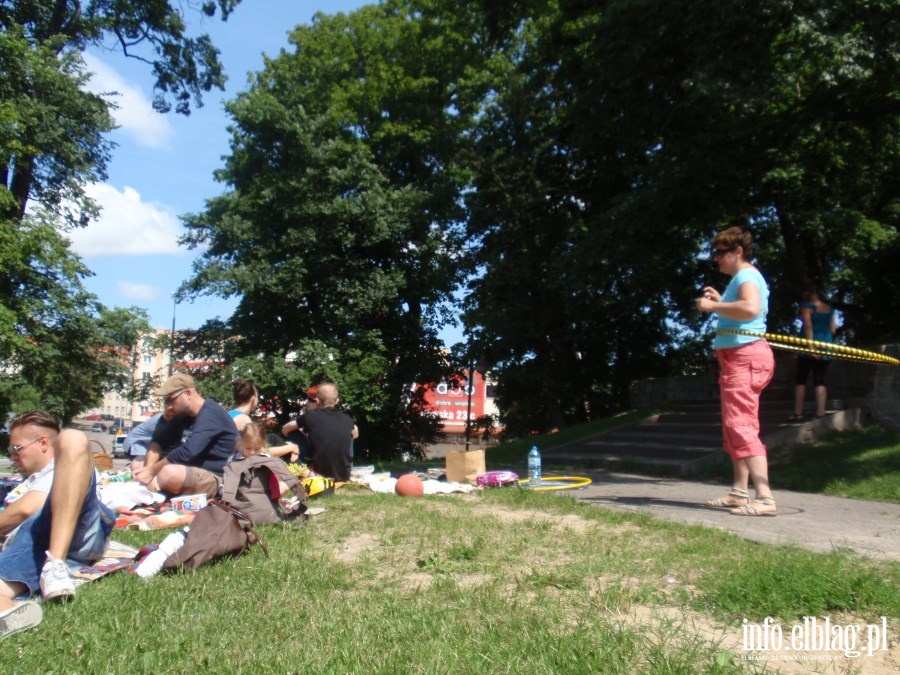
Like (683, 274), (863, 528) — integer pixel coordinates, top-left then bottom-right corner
(65, 0), (461, 344)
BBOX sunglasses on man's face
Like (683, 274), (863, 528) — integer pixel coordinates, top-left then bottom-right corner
(7, 436), (43, 458)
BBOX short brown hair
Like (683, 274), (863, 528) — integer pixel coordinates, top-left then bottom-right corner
(713, 226), (753, 259)
(9, 411), (61, 434)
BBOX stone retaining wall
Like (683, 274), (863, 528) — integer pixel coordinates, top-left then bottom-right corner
(630, 344), (899, 431)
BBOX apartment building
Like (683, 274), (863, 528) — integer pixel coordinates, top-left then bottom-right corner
(83, 329), (173, 423)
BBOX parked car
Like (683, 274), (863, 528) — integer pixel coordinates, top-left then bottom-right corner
(84, 414), (103, 421)
(91, 422), (108, 433)
(112, 435), (128, 458)
(101, 414), (114, 421)
(109, 423), (131, 436)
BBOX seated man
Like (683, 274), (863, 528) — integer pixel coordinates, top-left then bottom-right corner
(133, 373), (237, 499)
(0, 412), (56, 542)
(0, 412), (116, 639)
(122, 410), (173, 471)
(281, 383), (358, 481)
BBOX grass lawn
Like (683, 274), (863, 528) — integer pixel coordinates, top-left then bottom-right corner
(3, 416), (899, 671)
(4, 487), (898, 673)
(697, 426), (900, 505)
(770, 427), (900, 504)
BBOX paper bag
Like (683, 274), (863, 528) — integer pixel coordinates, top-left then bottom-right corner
(445, 449), (486, 485)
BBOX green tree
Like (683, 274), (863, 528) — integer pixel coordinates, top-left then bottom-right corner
(748, 0), (900, 341)
(464, 0), (898, 434)
(181, 1), (487, 456)
(1, 0), (241, 225)
(0, 1), (242, 419)
(0, 216), (152, 421)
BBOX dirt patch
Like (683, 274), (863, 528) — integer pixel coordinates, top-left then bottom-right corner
(470, 503), (603, 535)
(403, 572), (434, 592)
(334, 532), (380, 563)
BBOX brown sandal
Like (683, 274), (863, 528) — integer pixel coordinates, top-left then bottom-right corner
(730, 497), (777, 517)
(706, 488), (749, 508)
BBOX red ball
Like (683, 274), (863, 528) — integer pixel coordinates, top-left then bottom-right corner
(395, 473), (424, 497)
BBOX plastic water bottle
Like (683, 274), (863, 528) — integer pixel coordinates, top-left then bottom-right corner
(135, 527), (189, 579)
(528, 445), (541, 487)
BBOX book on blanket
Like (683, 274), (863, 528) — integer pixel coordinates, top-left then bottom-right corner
(69, 540), (138, 585)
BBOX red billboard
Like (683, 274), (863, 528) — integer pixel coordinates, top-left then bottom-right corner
(418, 371), (486, 431)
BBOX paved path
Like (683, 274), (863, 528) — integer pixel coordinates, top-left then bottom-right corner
(572, 471), (900, 561)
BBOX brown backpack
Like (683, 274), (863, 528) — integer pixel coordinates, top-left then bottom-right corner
(221, 454), (308, 525)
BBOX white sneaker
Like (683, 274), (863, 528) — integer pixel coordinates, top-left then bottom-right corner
(0, 600), (43, 639)
(40, 554), (75, 602)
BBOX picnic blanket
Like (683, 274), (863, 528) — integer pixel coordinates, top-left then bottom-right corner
(114, 504), (195, 531)
(98, 481), (165, 512)
(358, 475), (478, 494)
(97, 479), (197, 531)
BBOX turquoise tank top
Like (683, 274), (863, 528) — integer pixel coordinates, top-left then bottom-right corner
(713, 267), (769, 349)
(799, 301), (835, 360)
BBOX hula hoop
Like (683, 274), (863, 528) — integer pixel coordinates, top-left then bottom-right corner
(517, 476), (593, 491)
(716, 329), (900, 366)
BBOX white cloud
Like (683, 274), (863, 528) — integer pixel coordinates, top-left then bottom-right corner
(66, 183), (185, 257)
(117, 281), (162, 302)
(81, 52), (174, 150)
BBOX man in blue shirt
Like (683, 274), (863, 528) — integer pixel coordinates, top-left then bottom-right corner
(133, 374), (237, 498)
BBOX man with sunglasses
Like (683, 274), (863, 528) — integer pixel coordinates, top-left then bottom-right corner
(0, 411), (116, 639)
(133, 373), (237, 499)
(0, 412), (56, 542)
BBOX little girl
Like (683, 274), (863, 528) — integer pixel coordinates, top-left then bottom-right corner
(238, 422), (268, 457)
(237, 423), (296, 508)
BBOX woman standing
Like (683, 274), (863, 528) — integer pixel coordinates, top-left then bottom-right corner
(696, 227), (777, 516)
(790, 285), (837, 421)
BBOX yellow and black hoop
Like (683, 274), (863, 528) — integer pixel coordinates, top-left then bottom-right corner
(716, 329), (900, 366)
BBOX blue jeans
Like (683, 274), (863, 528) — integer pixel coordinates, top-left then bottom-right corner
(0, 473), (115, 595)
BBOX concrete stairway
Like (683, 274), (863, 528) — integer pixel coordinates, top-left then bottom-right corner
(540, 398), (861, 476)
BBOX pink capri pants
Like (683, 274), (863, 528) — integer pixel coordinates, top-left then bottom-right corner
(716, 339), (775, 460)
